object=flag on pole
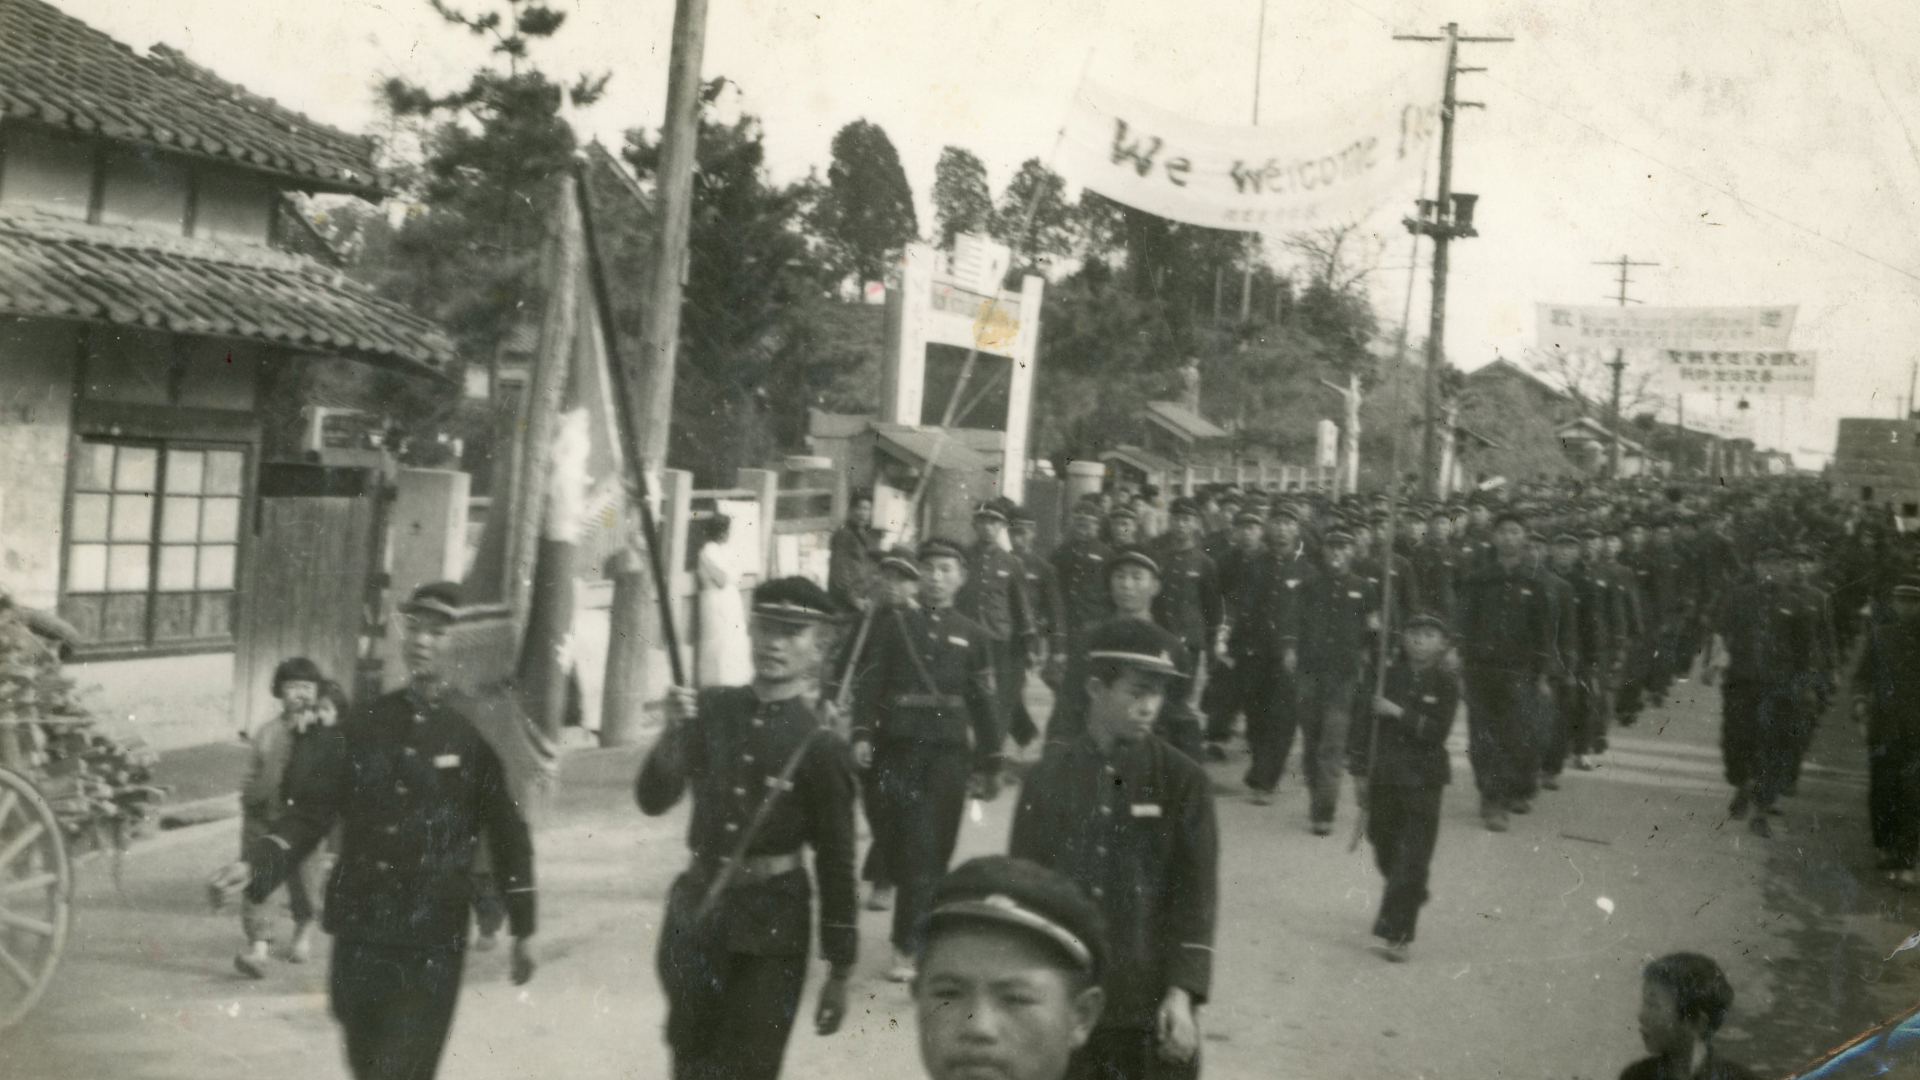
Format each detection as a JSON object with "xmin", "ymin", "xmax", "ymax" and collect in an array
[{"xmin": 1055, "ymin": 58, "xmax": 1445, "ymax": 232}]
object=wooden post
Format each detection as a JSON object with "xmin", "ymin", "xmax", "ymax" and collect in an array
[
  {"xmin": 738, "ymin": 468, "xmax": 779, "ymax": 577},
  {"xmin": 601, "ymin": 468, "xmax": 691, "ymax": 742}
]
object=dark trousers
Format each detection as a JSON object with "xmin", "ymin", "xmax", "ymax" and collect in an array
[
  {"xmin": 1366, "ymin": 782, "xmax": 1444, "ymax": 944},
  {"xmin": 1869, "ymin": 741, "xmax": 1920, "ymax": 867},
  {"xmin": 1720, "ymin": 681, "xmax": 1801, "ymax": 811},
  {"xmin": 1203, "ymin": 658, "xmax": 1241, "ymax": 742},
  {"xmin": 666, "ymin": 952, "xmax": 808, "ymax": 1080},
  {"xmin": 1241, "ymin": 663, "xmax": 1295, "ymax": 792},
  {"xmin": 988, "ymin": 638, "xmax": 1033, "ymax": 747},
  {"xmin": 1071, "ymin": 1025, "xmax": 1200, "ymax": 1080},
  {"xmin": 1465, "ymin": 668, "xmax": 1540, "ymax": 805},
  {"xmin": 870, "ymin": 740, "xmax": 970, "ymax": 955},
  {"xmin": 1297, "ymin": 670, "xmax": 1356, "ymax": 823},
  {"xmin": 859, "ymin": 776, "xmax": 889, "ymax": 887},
  {"xmin": 1540, "ymin": 678, "xmax": 1582, "ymax": 776},
  {"xmin": 329, "ymin": 939, "xmax": 466, "ymax": 1080},
  {"xmin": 1570, "ymin": 665, "xmax": 1613, "ymax": 756}
]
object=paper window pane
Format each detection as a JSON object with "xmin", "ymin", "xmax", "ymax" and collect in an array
[
  {"xmin": 108, "ymin": 544, "xmax": 151, "ymax": 592},
  {"xmin": 157, "ymin": 546, "xmax": 197, "ymax": 590},
  {"xmin": 59, "ymin": 595, "xmax": 104, "ymax": 641},
  {"xmin": 161, "ymin": 496, "xmax": 202, "ymax": 542},
  {"xmin": 205, "ymin": 451, "xmax": 244, "ymax": 495},
  {"xmin": 74, "ymin": 443, "xmax": 116, "ymax": 491},
  {"xmin": 71, "ymin": 493, "xmax": 109, "ymax": 541},
  {"xmin": 166, "ymin": 450, "xmax": 205, "ymax": 495},
  {"xmin": 101, "ymin": 594, "xmax": 147, "ymax": 643},
  {"xmin": 68, "ymin": 544, "xmax": 108, "ymax": 592},
  {"xmin": 114, "ymin": 446, "xmax": 157, "ymax": 492},
  {"xmin": 200, "ymin": 497, "xmax": 240, "ymax": 542},
  {"xmin": 110, "ymin": 494, "xmax": 153, "ymax": 541},
  {"xmin": 153, "ymin": 593, "xmax": 196, "ymax": 640},
  {"xmin": 198, "ymin": 545, "xmax": 236, "ymax": 590},
  {"xmin": 194, "ymin": 592, "xmax": 233, "ymax": 638}
]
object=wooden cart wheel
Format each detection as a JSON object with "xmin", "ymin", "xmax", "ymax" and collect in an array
[{"xmin": 0, "ymin": 765, "xmax": 71, "ymax": 1029}]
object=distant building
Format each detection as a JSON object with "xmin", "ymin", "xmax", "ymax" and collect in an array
[{"xmin": 1831, "ymin": 418, "xmax": 1920, "ymax": 524}]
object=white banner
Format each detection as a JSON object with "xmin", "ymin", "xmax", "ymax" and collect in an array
[
  {"xmin": 1653, "ymin": 349, "xmax": 1817, "ymax": 398},
  {"xmin": 1055, "ymin": 61, "xmax": 1444, "ymax": 232},
  {"xmin": 1535, "ymin": 304, "xmax": 1797, "ymax": 351}
]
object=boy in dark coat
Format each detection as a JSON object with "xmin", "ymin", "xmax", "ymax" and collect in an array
[{"xmin": 1350, "ymin": 614, "xmax": 1459, "ymax": 962}]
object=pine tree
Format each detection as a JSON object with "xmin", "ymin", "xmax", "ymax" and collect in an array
[
  {"xmin": 814, "ymin": 120, "xmax": 918, "ymax": 286},
  {"xmin": 931, "ymin": 146, "xmax": 993, "ymax": 250}
]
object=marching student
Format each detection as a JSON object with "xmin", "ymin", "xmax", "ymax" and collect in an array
[
  {"xmin": 1349, "ymin": 614, "xmax": 1459, "ymax": 962},
  {"xmin": 1013, "ymin": 618, "xmax": 1218, "ymax": 1080},
  {"xmin": 638, "ymin": 577, "xmax": 857, "ymax": 1080}
]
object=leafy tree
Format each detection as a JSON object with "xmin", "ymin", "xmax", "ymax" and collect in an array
[
  {"xmin": 931, "ymin": 147, "xmax": 993, "ymax": 250},
  {"xmin": 813, "ymin": 120, "xmax": 918, "ymax": 286},
  {"xmin": 990, "ymin": 159, "xmax": 1076, "ymax": 271}
]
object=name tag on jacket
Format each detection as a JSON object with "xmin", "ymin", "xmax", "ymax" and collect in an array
[
  {"xmin": 1131, "ymin": 803, "xmax": 1162, "ymax": 818},
  {"xmin": 434, "ymin": 754, "xmax": 461, "ymax": 769}
]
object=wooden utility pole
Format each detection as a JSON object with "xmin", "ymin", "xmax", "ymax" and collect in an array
[
  {"xmin": 1240, "ymin": 0, "xmax": 1266, "ymax": 322},
  {"xmin": 1396, "ymin": 22, "xmax": 1509, "ymax": 498},
  {"xmin": 601, "ymin": 0, "xmax": 709, "ymax": 745},
  {"xmin": 1596, "ymin": 254, "xmax": 1658, "ymax": 478}
]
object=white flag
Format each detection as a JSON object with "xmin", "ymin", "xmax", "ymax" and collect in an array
[{"xmin": 1055, "ymin": 59, "xmax": 1445, "ymax": 233}]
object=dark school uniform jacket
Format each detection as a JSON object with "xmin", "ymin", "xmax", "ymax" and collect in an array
[
  {"xmin": 1853, "ymin": 610, "xmax": 1920, "ymax": 747},
  {"xmin": 1017, "ymin": 547, "xmax": 1068, "ymax": 651},
  {"xmin": 1296, "ymin": 567, "xmax": 1377, "ymax": 681},
  {"xmin": 958, "ymin": 542, "xmax": 1036, "ymax": 646},
  {"xmin": 1149, "ymin": 538, "xmax": 1223, "ymax": 655},
  {"xmin": 851, "ymin": 604, "xmax": 1002, "ymax": 768},
  {"xmin": 245, "ymin": 686, "xmax": 535, "ymax": 951},
  {"xmin": 1713, "ymin": 582, "xmax": 1821, "ymax": 690},
  {"xmin": 637, "ymin": 686, "xmax": 858, "ymax": 965},
  {"xmin": 1456, "ymin": 560, "xmax": 1555, "ymax": 677},
  {"xmin": 1010, "ymin": 732, "xmax": 1218, "ymax": 1031},
  {"xmin": 1052, "ymin": 536, "xmax": 1116, "ymax": 633},
  {"xmin": 1217, "ymin": 543, "xmax": 1276, "ymax": 659},
  {"xmin": 1348, "ymin": 659, "xmax": 1459, "ymax": 788},
  {"xmin": 827, "ymin": 522, "xmax": 882, "ymax": 610}
]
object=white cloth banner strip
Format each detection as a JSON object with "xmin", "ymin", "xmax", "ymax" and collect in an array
[
  {"xmin": 1651, "ymin": 350, "xmax": 1817, "ymax": 398},
  {"xmin": 1536, "ymin": 304, "xmax": 1798, "ymax": 351},
  {"xmin": 1055, "ymin": 61, "xmax": 1444, "ymax": 232}
]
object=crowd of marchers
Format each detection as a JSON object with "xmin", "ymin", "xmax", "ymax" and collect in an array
[{"xmin": 203, "ymin": 472, "xmax": 1920, "ymax": 1080}]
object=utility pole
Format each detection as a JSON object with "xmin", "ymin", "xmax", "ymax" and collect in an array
[
  {"xmin": 1595, "ymin": 254, "xmax": 1658, "ymax": 478},
  {"xmin": 1237, "ymin": 0, "xmax": 1269, "ymax": 322},
  {"xmin": 1396, "ymin": 22, "xmax": 1510, "ymax": 498},
  {"xmin": 602, "ymin": 0, "xmax": 708, "ymax": 745}
]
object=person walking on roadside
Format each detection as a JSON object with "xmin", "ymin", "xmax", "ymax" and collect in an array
[
  {"xmin": 1292, "ymin": 529, "xmax": 1376, "ymax": 835},
  {"xmin": 1456, "ymin": 511, "xmax": 1555, "ymax": 832},
  {"xmin": 853, "ymin": 540, "xmax": 1004, "ymax": 984},
  {"xmin": 210, "ymin": 582, "xmax": 537, "ymax": 1080},
  {"xmin": 1701, "ymin": 548, "xmax": 1823, "ymax": 839},
  {"xmin": 639, "ymin": 577, "xmax": 857, "ymax": 1080},
  {"xmin": 1850, "ymin": 576, "xmax": 1920, "ymax": 887},
  {"xmin": 828, "ymin": 488, "xmax": 883, "ymax": 614},
  {"xmin": 233, "ymin": 661, "xmax": 347, "ymax": 978},
  {"xmin": 1350, "ymin": 614, "xmax": 1460, "ymax": 963},
  {"xmin": 1012, "ymin": 618, "xmax": 1218, "ymax": 1080}
]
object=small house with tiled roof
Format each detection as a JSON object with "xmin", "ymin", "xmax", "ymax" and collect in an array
[{"xmin": 0, "ymin": 0, "xmax": 456, "ymax": 741}]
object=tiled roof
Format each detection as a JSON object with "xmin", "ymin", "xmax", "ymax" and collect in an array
[
  {"xmin": 0, "ymin": 0, "xmax": 385, "ymax": 195},
  {"xmin": 1144, "ymin": 400, "xmax": 1228, "ymax": 441},
  {"xmin": 0, "ymin": 210, "xmax": 453, "ymax": 374}
]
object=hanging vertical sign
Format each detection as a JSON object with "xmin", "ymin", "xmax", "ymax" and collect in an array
[{"xmin": 1055, "ymin": 57, "xmax": 1445, "ymax": 232}]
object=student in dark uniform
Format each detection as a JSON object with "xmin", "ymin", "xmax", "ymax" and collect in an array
[
  {"xmin": 1294, "ymin": 529, "xmax": 1377, "ymax": 835},
  {"xmin": 209, "ymin": 583, "xmax": 536, "ymax": 1080},
  {"xmin": 1701, "ymin": 549, "xmax": 1823, "ymax": 839},
  {"xmin": 828, "ymin": 489, "xmax": 884, "ymax": 613},
  {"xmin": 914, "ymin": 857, "xmax": 1111, "ymax": 1080},
  {"xmin": 638, "ymin": 577, "xmax": 857, "ymax": 1080},
  {"xmin": 1107, "ymin": 504, "xmax": 1142, "ymax": 548},
  {"xmin": 1055, "ymin": 500, "xmax": 1117, "ymax": 637},
  {"xmin": 1562, "ymin": 531, "xmax": 1628, "ymax": 770},
  {"xmin": 959, "ymin": 501, "xmax": 1037, "ymax": 759},
  {"xmin": 1011, "ymin": 505, "xmax": 1067, "ymax": 748},
  {"xmin": 1207, "ymin": 511, "xmax": 1272, "ymax": 757},
  {"xmin": 1047, "ymin": 548, "xmax": 1204, "ymax": 761},
  {"xmin": 1244, "ymin": 504, "xmax": 1314, "ymax": 803},
  {"xmin": 1456, "ymin": 512, "xmax": 1555, "ymax": 832},
  {"xmin": 1012, "ymin": 619, "xmax": 1218, "ymax": 1080},
  {"xmin": 1852, "ymin": 576, "xmax": 1920, "ymax": 888},
  {"xmin": 854, "ymin": 539, "xmax": 1004, "ymax": 983},
  {"xmin": 1534, "ymin": 532, "xmax": 1580, "ymax": 792},
  {"xmin": 855, "ymin": 548, "xmax": 927, "ymax": 912},
  {"xmin": 1410, "ymin": 508, "xmax": 1458, "ymax": 622},
  {"xmin": 1152, "ymin": 497, "xmax": 1223, "ymax": 752},
  {"xmin": 1349, "ymin": 614, "xmax": 1460, "ymax": 962}
]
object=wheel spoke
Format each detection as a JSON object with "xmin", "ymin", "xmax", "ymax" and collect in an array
[
  {"xmin": 0, "ymin": 873, "xmax": 54, "ymax": 897},
  {"xmin": 0, "ymin": 818, "xmax": 46, "ymax": 876},
  {"xmin": 0, "ymin": 938, "xmax": 35, "ymax": 990},
  {"xmin": 0, "ymin": 791, "xmax": 17, "ymax": 832},
  {"xmin": 0, "ymin": 908, "xmax": 54, "ymax": 937}
]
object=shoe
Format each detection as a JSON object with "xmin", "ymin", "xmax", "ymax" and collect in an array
[
  {"xmin": 1728, "ymin": 790, "xmax": 1750, "ymax": 820},
  {"xmin": 1483, "ymin": 809, "xmax": 1510, "ymax": 833},
  {"xmin": 866, "ymin": 885, "xmax": 894, "ymax": 912},
  {"xmin": 1573, "ymin": 755, "xmax": 1596, "ymax": 771},
  {"xmin": 1749, "ymin": 816, "xmax": 1773, "ymax": 839},
  {"xmin": 1382, "ymin": 939, "xmax": 1411, "ymax": 963},
  {"xmin": 1765, "ymin": 804, "xmax": 1785, "ymax": 817},
  {"xmin": 1540, "ymin": 774, "xmax": 1560, "ymax": 791},
  {"xmin": 886, "ymin": 949, "xmax": 916, "ymax": 984},
  {"xmin": 288, "ymin": 923, "xmax": 313, "ymax": 964},
  {"xmin": 1507, "ymin": 798, "xmax": 1532, "ymax": 815},
  {"xmin": 235, "ymin": 944, "xmax": 269, "ymax": 979},
  {"xmin": 1204, "ymin": 743, "xmax": 1228, "ymax": 762},
  {"xmin": 473, "ymin": 931, "xmax": 499, "ymax": 953},
  {"xmin": 1247, "ymin": 789, "xmax": 1273, "ymax": 807},
  {"xmin": 1310, "ymin": 821, "xmax": 1333, "ymax": 837}
]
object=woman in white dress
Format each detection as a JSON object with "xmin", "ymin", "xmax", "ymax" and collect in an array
[{"xmin": 695, "ymin": 514, "xmax": 754, "ymax": 686}]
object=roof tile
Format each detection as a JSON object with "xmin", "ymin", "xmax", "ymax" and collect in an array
[{"xmin": 0, "ymin": 210, "xmax": 452, "ymax": 375}]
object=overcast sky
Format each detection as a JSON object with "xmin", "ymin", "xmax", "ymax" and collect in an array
[{"xmin": 62, "ymin": 0, "xmax": 1920, "ymax": 466}]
